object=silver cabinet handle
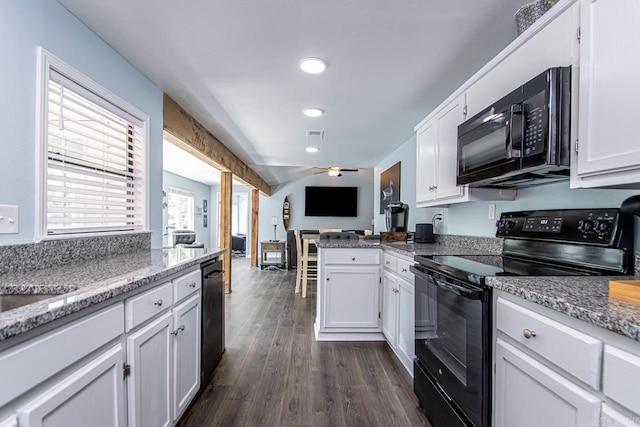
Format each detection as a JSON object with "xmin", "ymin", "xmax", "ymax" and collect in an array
[
  {"xmin": 189, "ymin": 282, "xmax": 197, "ymax": 288},
  {"xmin": 401, "ymin": 268, "xmax": 407, "ymax": 273},
  {"xmin": 385, "ymin": 261, "xmax": 390, "ymax": 265},
  {"xmin": 523, "ymin": 329, "xmax": 537, "ymax": 339},
  {"xmin": 170, "ymin": 329, "xmax": 179, "ymax": 336},
  {"xmin": 153, "ymin": 299, "xmax": 163, "ymax": 306},
  {"xmin": 352, "ymin": 257, "xmax": 356, "ymax": 261},
  {"xmin": 179, "ymin": 325, "xmax": 185, "ymax": 332}
]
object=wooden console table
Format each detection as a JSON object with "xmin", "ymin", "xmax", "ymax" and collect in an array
[{"xmin": 260, "ymin": 241, "xmax": 286, "ymax": 269}]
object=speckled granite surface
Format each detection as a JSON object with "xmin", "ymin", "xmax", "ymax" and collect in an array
[
  {"xmin": 315, "ymin": 239, "xmax": 381, "ymax": 249},
  {"xmin": 382, "ymin": 234, "xmax": 503, "ymax": 257},
  {"xmin": 488, "ymin": 275, "xmax": 640, "ymax": 341},
  {"xmin": 0, "ymin": 247, "xmax": 224, "ymax": 342},
  {"xmin": 0, "ymin": 232, "xmax": 151, "ymax": 275}
]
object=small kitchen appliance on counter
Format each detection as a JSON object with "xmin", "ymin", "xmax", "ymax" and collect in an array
[
  {"xmin": 385, "ymin": 201, "xmax": 409, "ymax": 232},
  {"xmin": 411, "ymin": 208, "xmax": 634, "ymax": 427},
  {"xmin": 414, "ymin": 223, "xmax": 435, "ymax": 243}
]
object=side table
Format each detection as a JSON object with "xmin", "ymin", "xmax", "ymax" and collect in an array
[{"xmin": 260, "ymin": 241, "xmax": 286, "ymax": 270}]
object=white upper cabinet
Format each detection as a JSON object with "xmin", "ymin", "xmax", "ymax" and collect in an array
[{"xmin": 572, "ymin": 0, "xmax": 640, "ymax": 187}]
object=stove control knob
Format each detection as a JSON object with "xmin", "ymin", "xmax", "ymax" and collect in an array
[
  {"xmin": 598, "ymin": 221, "xmax": 611, "ymax": 233},
  {"xmin": 504, "ymin": 220, "xmax": 516, "ymax": 230},
  {"xmin": 578, "ymin": 220, "xmax": 594, "ymax": 232}
]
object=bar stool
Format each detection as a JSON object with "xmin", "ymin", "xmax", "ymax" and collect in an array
[{"xmin": 294, "ymin": 230, "xmax": 317, "ymax": 298}]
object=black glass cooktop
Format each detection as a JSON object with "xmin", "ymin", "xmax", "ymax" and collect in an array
[{"xmin": 415, "ymin": 254, "xmax": 598, "ymax": 285}]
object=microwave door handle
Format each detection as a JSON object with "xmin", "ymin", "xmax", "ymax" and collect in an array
[{"xmin": 508, "ymin": 103, "xmax": 523, "ymax": 159}]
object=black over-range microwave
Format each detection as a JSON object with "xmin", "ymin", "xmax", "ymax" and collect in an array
[{"xmin": 457, "ymin": 67, "xmax": 571, "ymax": 188}]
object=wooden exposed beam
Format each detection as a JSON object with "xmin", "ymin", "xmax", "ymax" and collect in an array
[
  {"xmin": 163, "ymin": 94, "xmax": 271, "ymax": 196},
  {"xmin": 220, "ymin": 172, "xmax": 233, "ymax": 294},
  {"xmin": 250, "ymin": 189, "xmax": 259, "ymax": 268}
]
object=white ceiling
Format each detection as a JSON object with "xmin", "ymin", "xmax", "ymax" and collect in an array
[
  {"xmin": 58, "ymin": 0, "xmax": 525, "ymax": 186},
  {"xmin": 162, "ymin": 140, "xmax": 221, "ymax": 186}
]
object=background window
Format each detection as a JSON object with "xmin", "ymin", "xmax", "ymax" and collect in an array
[{"xmin": 167, "ymin": 187, "xmax": 194, "ymax": 230}]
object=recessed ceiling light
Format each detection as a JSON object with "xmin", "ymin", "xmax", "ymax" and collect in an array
[
  {"xmin": 303, "ymin": 108, "xmax": 324, "ymax": 118},
  {"xmin": 306, "ymin": 147, "xmax": 319, "ymax": 153},
  {"xmin": 300, "ymin": 58, "xmax": 326, "ymax": 74}
]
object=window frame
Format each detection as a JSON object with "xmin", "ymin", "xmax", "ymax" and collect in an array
[{"xmin": 35, "ymin": 47, "xmax": 150, "ymax": 241}]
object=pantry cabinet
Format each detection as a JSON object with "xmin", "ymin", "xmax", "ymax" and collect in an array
[{"xmin": 572, "ymin": 0, "xmax": 640, "ymax": 188}]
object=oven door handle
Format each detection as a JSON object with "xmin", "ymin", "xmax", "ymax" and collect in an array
[
  {"xmin": 411, "ymin": 265, "xmax": 484, "ymax": 300},
  {"xmin": 433, "ymin": 279, "xmax": 483, "ymax": 300}
]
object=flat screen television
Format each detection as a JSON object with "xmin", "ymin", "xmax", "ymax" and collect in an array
[{"xmin": 305, "ymin": 186, "xmax": 358, "ymax": 217}]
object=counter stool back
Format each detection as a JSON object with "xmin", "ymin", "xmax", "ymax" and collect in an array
[{"xmin": 294, "ymin": 230, "xmax": 318, "ymax": 298}]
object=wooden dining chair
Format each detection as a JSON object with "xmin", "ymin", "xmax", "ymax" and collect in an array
[{"xmin": 294, "ymin": 230, "xmax": 317, "ymax": 298}]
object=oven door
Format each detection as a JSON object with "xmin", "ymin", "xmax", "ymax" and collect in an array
[
  {"xmin": 457, "ymin": 102, "xmax": 524, "ymax": 186},
  {"xmin": 412, "ymin": 265, "xmax": 490, "ymax": 427}
]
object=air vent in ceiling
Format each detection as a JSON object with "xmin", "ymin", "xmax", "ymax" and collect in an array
[{"xmin": 306, "ymin": 130, "xmax": 324, "ymax": 140}]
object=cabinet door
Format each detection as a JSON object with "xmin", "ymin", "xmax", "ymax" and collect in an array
[
  {"xmin": 495, "ymin": 339, "xmax": 600, "ymax": 427},
  {"xmin": 18, "ymin": 344, "xmax": 125, "ymax": 427},
  {"xmin": 577, "ymin": 0, "xmax": 640, "ymax": 179},
  {"xmin": 397, "ymin": 278, "xmax": 415, "ymax": 376},
  {"xmin": 601, "ymin": 404, "xmax": 640, "ymax": 427},
  {"xmin": 172, "ymin": 294, "xmax": 201, "ymax": 421},
  {"xmin": 434, "ymin": 94, "xmax": 465, "ymax": 200},
  {"xmin": 382, "ymin": 272, "xmax": 398, "ymax": 347},
  {"xmin": 323, "ymin": 266, "xmax": 381, "ymax": 329},
  {"xmin": 416, "ymin": 119, "xmax": 437, "ymax": 203},
  {"xmin": 0, "ymin": 417, "xmax": 17, "ymax": 427},
  {"xmin": 127, "ymin": 312, "xmax": 172, "ymax": 427}
]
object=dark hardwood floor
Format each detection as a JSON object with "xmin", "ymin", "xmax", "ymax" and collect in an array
[{"xmin": 180, "ymin": 257, "xmax": 429, "ymax": 427}]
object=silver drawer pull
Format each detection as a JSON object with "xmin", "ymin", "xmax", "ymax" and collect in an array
[
  {"xmin": 523, "ymin": 329, "xmax": 537, "ymax": 339},
  {"xmin": 401, "ymin": 268, "xmax": 407, "ymax": 272},
  {"xmin": 352, "ymin": 257, "xmax": 356, "ymax": 261},
  {"xmin": 153, "ymin": 299, "xmax": 163, "ymax": 306},
  {"xmin": 188, "ymin": 282, "xmax": 197, "ymax": 288},
  {"xmin": 385, "ymin": 261, "xmax": 390, "ymax": 265}
]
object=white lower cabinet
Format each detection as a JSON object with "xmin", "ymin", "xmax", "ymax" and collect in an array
[
  {"xmin": 172, "ymin": 295, "xmax": 201, "ymax": 421},
  {"xmin": 495, "ymin": 339, "xmax": 600, "ymax": 427},
  {"xmin": 323, "ymin": 265, "xmax": 381, "ymax": 329},
  {"xmin": 601, "ymin": 404, "xmax": 640, "ymax": 427},
  {"xmin": 0, "ymin": 416, "xmax": 17, "ymax": 427},
  {"xmin": 126, "ymin": 273, "xmax": 202, "ymax": 427},
  {"xmin": 382, "ymin": 251, "xmax": 414, "ymax": 376},
  {"xmin": 126, "ymin": 312, "xmax": 173, "ymax": 427},
  {"xmin": 18, "ymin": 344, "xmax": 126, "ymax": 427}
]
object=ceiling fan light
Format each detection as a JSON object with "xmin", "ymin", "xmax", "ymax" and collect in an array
[
  {"xmin": 306, "ymin": 147, "xmax": 319, "ymax": 153},
  {"xmin": 300, "ymin": 58, "xmax": 326, "ymax": 74},
  {"xmin": 303, "ymin": 108, "xmax": 324, "ymax": 117},
  {"xmin": 328, "ymin": 167, "xmax": 341, "ymax": 177}
]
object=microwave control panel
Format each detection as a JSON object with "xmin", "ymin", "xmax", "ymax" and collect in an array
[{"xmin": 522, "ymin": 91, "xmax": 547, "ymax": 157}]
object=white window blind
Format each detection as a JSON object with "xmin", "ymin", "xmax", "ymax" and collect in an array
[{"xmin": 45, "ymin": 69, "xmax": 146, "ymax": 235}]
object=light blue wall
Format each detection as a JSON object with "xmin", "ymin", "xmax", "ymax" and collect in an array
[
  {"xmin": 374, "ymin": 135, "xmax": 442, "ymax": 233},
  {"xmin": 163, "ymin": 171, "xmax": 212, "ymax": 248},
  {"xmin": 0, "ymin": 1, "xmax": 163, "ymax": 246},
  {"xmin": 374, "ymin": 137, "xmax": 640, "ymax": 241},
  {"xmin": 209, "ymin": 183, "xmax": 253, "ymax": 255},
  {"xmin": 260, "ymin": 171, "xmax": 375, "ymax": 243}
]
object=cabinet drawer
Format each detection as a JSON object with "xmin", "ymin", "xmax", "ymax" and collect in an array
[
  {"xmin": 496, "ymin": 298, "xmax": 602, "ymax": 389},
  {"xmin": 396, "ymin": 258, "xmax": 414, "ymax": 282},
  {"xmin": 173, "ymin": 269, "xmax": 201, "ymax": 302},
  {"xmin": 125, "ymin": 282, "xmax": 173, "ymax": 332},
  {"xmin": 323, "ymin": 249, "xmax": 381, "ymax": 265},
  {"xmin": 603, "ymin": 345, "xmax": 640, "ymax": 415},
  {"xmin": 0, "ymin": 304, "xmax": 124, "ymax": 407},
  {"xmin": 383, "ymin": 253, "xmax": 397, "ymax": 272}
]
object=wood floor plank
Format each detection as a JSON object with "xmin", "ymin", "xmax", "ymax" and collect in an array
[{"xmin": 179, "ymin": 257, "xmax": 430, "ymax": 427}]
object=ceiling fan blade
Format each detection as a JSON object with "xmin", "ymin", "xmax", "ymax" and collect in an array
[{"xmin": 341, "ymin": 168, "xmax": 359, "ymax": 172}]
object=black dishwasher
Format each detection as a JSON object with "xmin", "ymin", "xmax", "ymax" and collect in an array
[{"xmin": 201, "ymin": 258, "xmax": 225, "ymax": 386}]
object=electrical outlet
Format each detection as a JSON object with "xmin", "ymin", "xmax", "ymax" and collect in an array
[
  {"xmin": 0, "ymin": 205, "xmax": 19, "ymax": 234},
  {"xmin": 488, "ymin": 204, "xmax": 496, "ymax": 220}
]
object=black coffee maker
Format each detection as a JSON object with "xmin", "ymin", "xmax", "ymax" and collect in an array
[{"xmin": 385, "ymin": 202, "xmax": 409, "ymax": 232}]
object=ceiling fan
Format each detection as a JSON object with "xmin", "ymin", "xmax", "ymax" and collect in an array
[{"xmin": 313, "ymin": 166, "xmax": 359, "ymax": 177}]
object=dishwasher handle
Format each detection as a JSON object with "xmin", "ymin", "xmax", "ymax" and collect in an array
[{"xmin": 204, "ymin": 270, "xmax": 224, "ymax": 279}]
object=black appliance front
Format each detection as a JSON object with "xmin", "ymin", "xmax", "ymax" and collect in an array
[
  {"xmin": 457, "ymin": 66, "xmax": 571, "ymax": 188},
  {"xmin": 413, "ymin": 265, "xmax": 491, "ymax": 427},
  {"xmin": 201, "ymin": 259, "xmax": 225, "ymax": 386}
]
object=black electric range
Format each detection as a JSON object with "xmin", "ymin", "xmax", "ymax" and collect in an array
[{"xmin": 412, "ymin": 208, "xmax": 635, "ymax": 427}]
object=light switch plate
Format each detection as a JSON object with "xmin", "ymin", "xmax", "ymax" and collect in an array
[{"xmin": 0, "ymin": 205, "xmax": 19, "ymax": 234}]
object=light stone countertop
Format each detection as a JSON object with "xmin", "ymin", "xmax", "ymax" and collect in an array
[
  {"xmin": 488, "ymin": 275, "xmax": 640, "ymax": 342},
  {"xmin": 0, "ymin": 247, "xmax": 224, "ymax": 342}
]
